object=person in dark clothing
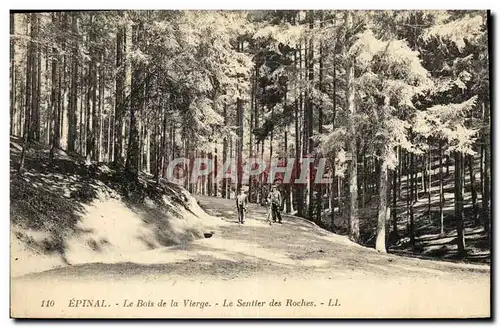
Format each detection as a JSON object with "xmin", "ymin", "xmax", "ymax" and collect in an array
[
  {"xmin": 267, "ymin": 185, "xmax": 282, "ymax": 224},
  {"xmin": 236, "ymin": 189, "xmax": 248, "ymax": 224}
]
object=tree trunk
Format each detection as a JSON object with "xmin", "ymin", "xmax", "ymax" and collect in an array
[
  {"xmin": 214, "ymin": 147, "xmax": 218, "ymax": 196},
  {"xmin": 79, "ymin": 65, "xmax": 84, "ymax": 155},
  {"xmin": 479, "ymin": 143, "xmax": 483, "ymax": 208},
  {"xmin": 97, "ymin": 54, "xmax": 105, "ymax": 162},
  {"xmin": 60, "ymin": 14, "xmax": 69, "ymax": 149},
  {"xmin": 19, "ymin": 14, "xmax": 34, "ymax": 173},
  {"xmin": 90, "ymin": 16, "xmax": 98, "ymax": 161},
  {"xmin": 409, "ymin": 152, "xmax": 415, "ymax": 249},
  {"xmin": 294, "ymin": 40, "xmax": 303, "ymax": 217},
  {"xmin": 375, "ymin": 149, "xmax": 389, "ymax": 253},
  {"xmin": 107, "ymin": 89, "xmax": 113, "ymax": 162},
  {"xmin": 249, "ymin": 68, "xmax": 255, "ymax": 201},
  {"xmin": 427, "ymin": 147, "xmax": 432, "ymax": 223},
  {"xmin": 50, "ymin": 13, "xmax": 61, "ymax": 159},
  {"xmin": 392, "ymin": 150, "xmax": 398, "ymax": 236},
  {"xmin": 439, "ymin": 141, "xmax": 444, "ymax": 234},
  {"xmin": 237, "ymin": 96, "xmax": 243, "ymax": 193},
  {"xmin": 153, "ymin": 107, "xmax": 160, "ymax": 183},
  {"xmin": 44, "ymin": 46, "xmax": 50, "ymax": 145},
  {"xmin": 306, "ymin": 10, "xmax": 314, "ymax": 220},
  {"xmin": 422, "ymin": 155, "xmax": 427, "ymax": 194},
  {"xmin": 114, "ymin": 13, "xmax": 126, "ymax": 165},
  {"xmin": 10, "ymin": 13, "xmax": 16, "ymax": 136},
  {"xmin": 284, "ymin": 130, "xmax": 291, "ymax": 213},
  {"xmin": 30, "ymin": 14, "xmax": 40, "ymax": 142},
  {"xmin": 125, "ymin": 21, "xmax": 144, "ymax": 180},
  {"xmin": 222, "ymin": 102, "xmax": 228, "ymax": 198},
  {"xmin": 345, "ymin": 12, "xmax": 359, "ymax": 242},
  {"xmin": 446, "ymin": 154, "xmax": 450, "ymax": 176},
  {"xmin": 18, "ymin": 59, "xmax": 26, "ymax": 138},
  {"xmin": 482, "ymin": 101, "xmax": 490, "ymax": 236},
  {"xmin": 67, "ymin": 13, "xmax": 78, "ymax": 153},
  {"xmin": 468, "ymin": 155, "xmax": 478, "ymax": 223},
  {"xmin": 398, "ymin": 146, "xmax": 402, "ymax": 200},
  {"xmin": 207, "ymin": 151, "xmax": 213, "ymax": 196},
  {"xmin": 330, "ymin": 156, "xmax": 336, "ymax": 232},
  {"xmin": 329, "ymin": 21, "xmax": 338, "ymax": 231},
  {"xmin": 454, "ymin": 151, "xmax": 466, "ymax": 256}
]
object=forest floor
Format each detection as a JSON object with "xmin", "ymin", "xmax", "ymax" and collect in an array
[{"xmin": 315, "ymin": 170, "xmax": 490, "ymax": 264}]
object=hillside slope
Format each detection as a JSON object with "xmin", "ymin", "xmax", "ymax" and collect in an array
[{"xmin": 10, "ymin": 137, "xmax": 223, "ymax": 277}]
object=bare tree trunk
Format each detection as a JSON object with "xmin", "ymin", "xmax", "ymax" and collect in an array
[
  {"xmin": 107, "ymin": 89, "xmax": 113, "ymax": 162},
  {"xmin": 427, "ymin": 147, "xmax": 432, "ymax": 223},
  {"xmin": 207, "ymin": 151, "xmax": 213, "ymax": 196},
  {"xmin": 161, "ymin": 109, "xmax": 168, "ymax": 177},
  {"xmin": 249, "ymin": 68, "xmax": 255, "ymax": 201},
  {"xmin": 237, "ymin": 96, "xmax": 243, "ymax": 193},
  {"xmin": 222, "ymin": 102, "xmax": 228, "ymax": 199},
  {"xmin": 422, "ymin": 155, "xmax": 427, "ymax": 194},
  {"xmin": 468, "ymin": 155, "xmax": 478, "ymax": 223},
  {"xmin": 330, "ymin": 156, "xmax": 336, "ymax": 232},
  {"xmin": 392, "ymin": 150, "xmax": 398, "ymax": 236},
  {"xmin": 125, "ymin": 21, "xmax": 144, "ymax": 180},
  {"xmin": 10, "ymin": 13, "xmax": 16, "ymax": 136},
  {"xmin": 398, "ymin": 146, "xmax": 402, "ymax": 200},
  {"xmin": 454, "ymin": 151, "xmax": 466, "ymax": 256},
  {"xmin": 345, "ymin": 12, "xmax": 359, "ymax": 242},
  {"xmin": 44, "ymin": 46, "xmax": 50, "ymax": 145},
  {"xmin": 375, "ymin": 148, "xmax": 389, "ymax": 253},
  {"xmin": 50, "ymin": 13, "xmax": 61, "ymax": 160},
  {"xmin": 329, "ymin": 19, "xmax": 338, "ymax": 231},
  {"xmin": 284, "ymin": 130, "xmax": 291, "ymax": 213},
  {"xmin": 114, "ymin": 13, "xmax": 126, "ymax": 165},
  {"xmin": 145, "ymin": 120, "xmax": 151, "ymax": 173},
  {"xmin": 90, "ymin": 16, "xmax": 98, "ymax": 161},
  {"xmin": 413, "ymin": 155, "xmax": 418, "ymax": 203},
  {"xmin": 294, "ymin": 40, "xmax": 303, "ymax": 217},
  {"xmin": 482, "ymin": 101, "xmax": 490, "ymax": 236},
  {"xmin": 439, "ymin": 141, "xmax": 444, "ymax": 234},
  {"xmin": 19, "ymin": 14, "xmax": 34, "ymax": 173},
  {"xmin": 214, "ymin": 147, "xmax": 218, "ymax": 197},
  {"xmin": 29, "ymin": 14, "xmax": 40, "ymax": 143},
  {"xmin": 18, "ymin": 64, "xmax": 26, "ymax": 138},
  {"xmin": 67, "ymin": 13, "xmax": 78, "ymax": 153},
  {"xmin": 446, "ymin": 154, "xmax": 450, "ymax": 176},
  {"xmin": 479, "ymin": 142, "xmax": 483, "ymax": 206},
  {"xmin": 306, "ymin": 10, "xmax": 314, "ymax": 220},
  {"xmin": 409, "ymin": 152, "xmax": 415, "ymax": 249},
  {"xmin": 60, "ymin": 14, "xmax": 69, "ymax": 149}
]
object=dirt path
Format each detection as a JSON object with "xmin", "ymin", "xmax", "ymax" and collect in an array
[
  {"xmin": 194, "ymin": 196, "xmax": 490, "ymax": 280},
  {"xmin": 11, "ymin": 196, "xmax": 490, "ymax": 318}
]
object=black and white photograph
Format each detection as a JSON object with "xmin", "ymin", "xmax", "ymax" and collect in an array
[{"xmin": 9, "ymin": 8, "xmax": 491, "ymax": 318}]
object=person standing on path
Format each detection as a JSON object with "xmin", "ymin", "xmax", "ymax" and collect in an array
[
  {"xmin": 268, "ymin": 185, "xmax": 282, "ymax": 224},
  {"xmin": 265, "ymin": 191, "xmax": 273, "ymax": 226},
  {"xmin": 236, "ymin": 189, "xmax": 248, "ymax": 224}
]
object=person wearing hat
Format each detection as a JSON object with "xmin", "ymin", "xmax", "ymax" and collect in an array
[
  {"xmin": 265, "ymin": 191, "xmax": 273, "ymax": 226},
  {"xmin": 236, "ymin": 188, "xmax": 248, "ymax": 224},
  {"xmin": 267, "ymin": 185, "xmax": 282, "ymax": 224}
]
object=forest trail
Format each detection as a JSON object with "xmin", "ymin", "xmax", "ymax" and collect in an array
[
  {"xmin": 14, "ymin": 195, "xmax": 489, "ymax": 283},
  {"xmin": 194, "ymin": 196, "xmax": 490, "ymax": 279},
  {"xmin": 11, "ymin": 195, "xmax": 490, "ymax": 318}
]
